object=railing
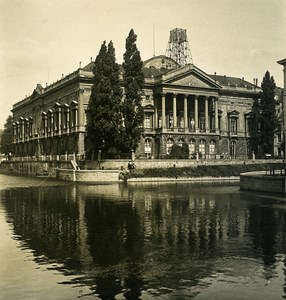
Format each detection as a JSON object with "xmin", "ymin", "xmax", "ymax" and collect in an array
[
  {"xmin": 266, "ymin": 167, "xmax": 286, "ymax": 176},
  {"xmin": 11, "ymin": 153, "xmax": 85, "ymax": 162}
]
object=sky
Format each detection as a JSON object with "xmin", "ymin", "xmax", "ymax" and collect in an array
[{"xmin": 0, "ymin": 0, "xmax": 286, "ymax": 129}]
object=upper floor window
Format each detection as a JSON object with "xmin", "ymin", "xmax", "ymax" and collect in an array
[
  {"xmin": 228, "ymin": 110, "xmax": 239, "ymax": 135},
  {"xmin": 229, "ymin": 118, "xmax": 237, "ymax": 134},
  {"xmin": 144, "ymin": 114, "xmax": 152, "ymax": 129}
]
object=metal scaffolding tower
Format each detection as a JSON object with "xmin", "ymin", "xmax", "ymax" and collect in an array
[{"xmin": 165, "ymin": 28, "xmax": 193, "ymax": 66}]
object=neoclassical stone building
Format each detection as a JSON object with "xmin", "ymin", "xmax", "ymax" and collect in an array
[{"xmin": 12, "ymin": 55, "xmax": 260, "ymax": 160}]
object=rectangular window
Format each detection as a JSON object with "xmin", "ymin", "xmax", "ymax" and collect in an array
[
  {"xmin": 230, "ymin": 118, "xmax": 237, "ymax": 134},
  {"xmin": 144, "ymin": 115, "xmax": 151, "ymax": 128}
]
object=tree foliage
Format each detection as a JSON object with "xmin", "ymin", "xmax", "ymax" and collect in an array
[
  {"xmin": 86, "ymin": 41, "xmax": 123, "ymax": 159},
  {"xmin": 0, "ymin": 115, "xmax": 14, "ymax": 155},
  {"xmin": 259, "ymin": 71, "xmax": 277, "ymax": 155},
  {"xmin": 250, "ymin": 71, "xmax": 277, "ymax": 157},
  {"xmin": 122, "ymin": 29, "xmax": 144, "ymax": 153},
  {"xmin": 167, "ymin": 142, "xmax": 189, "ymax": 159}
]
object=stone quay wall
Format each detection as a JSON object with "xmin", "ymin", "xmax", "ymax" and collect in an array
[
  {"xmin": 56, "ymin": 169, "xmax": 120, "ymax": 183},
  {"xmin": 240, "ymin": 171, "xmax": 286, "ymax": 193},
  {"xmin": 0, "ymin": 160, "xmax": 73, "ymax": 178},
  {"xmin": 81, "ymin": 158, "xmax": 284, "ymax": 171}
]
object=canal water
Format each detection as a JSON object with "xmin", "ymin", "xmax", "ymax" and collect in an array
[{"xmin": 1, "ymin": 174, "xmax": 286, "ymax": 299}]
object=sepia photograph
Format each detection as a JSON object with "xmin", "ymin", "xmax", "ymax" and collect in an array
[{"xmin": 1, "ymin": 0, "xmax": 286, "ymax": 299}]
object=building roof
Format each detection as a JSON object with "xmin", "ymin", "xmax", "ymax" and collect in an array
[
  {"xmin": 277, "ymin": 58, "xmax": 286, "ymax": 65},
  {"xmin": 82, "ymin": 61, "xmax": 95, "ymax": 72},
  {"xmin": 208, "ymin": 74, "xmax": 255, "ymax": 89}
]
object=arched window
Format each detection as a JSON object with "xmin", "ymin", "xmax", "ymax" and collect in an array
[
  {"xmin": 199, "ymin": 139, "xmax": 206, "ymax": 155},
  {"xmin": 188, "ymin": 139, "xmax": 195, "ymax": 156},
  {"xmin": 230, "ymin": 140, "xmax": 236, "ymax": 157},
  {"xmin": 145, "ymin": 138, "xmax": 152, "ymax": 157},
  {"xmin": 178, "ymin": 138, "xmax": 185, "ymax": 147},
  {"xmin": 166, "ymin": 138, "xmax": 174, "ymax": 154},
  {"xmin": 209, "ymin": 140, "xmax": 216, "ymax": 154}
]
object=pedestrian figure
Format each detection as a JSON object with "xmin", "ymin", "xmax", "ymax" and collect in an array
[{"xmin": 128, "ymin": 161, "xmax": 135, "ymax": 170}]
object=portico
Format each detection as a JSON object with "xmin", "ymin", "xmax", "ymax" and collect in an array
[{"xmin": 155, "ymin": 92, "xmax": 220, "ymax": 135}]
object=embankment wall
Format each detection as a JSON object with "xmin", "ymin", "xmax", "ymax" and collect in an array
[
  {"xmin": 56, "ymin": 169, "xmax": 120, "ymax": 183},
  {"xmin": 240, "ymin": 171, "xmax": 286, "ymax": 193},
  {"xmin": 0, "ymin": 161, "xmax": 73, "ymax": 178},
  {"xmin": 80, "ymin": 158, "xmax": 284, "ymax": 170}
]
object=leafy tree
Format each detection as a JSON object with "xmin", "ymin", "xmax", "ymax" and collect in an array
[
  {"xmin": 0, "ymin": 115, "xmax": 14, "ymax": 155},
  {"xmin": 86, "ymin": 41, "xmax": 123, "ymax": 159},
  {"xmin": 167, "ymin": 142, "xmax": 189, "ymax": 159},
  {"xmin": 121, "ymin": 29, "xmax": 144, "ymax": 153},
  {"xmin": 249, "ymin": 97, "xmax": 261, "ymax": 156},
  {"xmin": 249, "ymin": 71, "xmax": 277, "ymax": 157},
  {"xmin": 259, "ymin": 71, "xmax": 277, "ymax": 155}
]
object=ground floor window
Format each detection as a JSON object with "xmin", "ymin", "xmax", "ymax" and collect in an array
[
  {"xmin": 209, "ymin": 140, "xmax": 216, "ymax": 154},
  {"xmin": 178, "ymin": 138, "xmax": 185, "ymax": 147},
  {"xmin": 230, "ymin": 140, "xmax": 236, "ymax": 157},
  {"xmin": 145, "ymin": 138, "xmax": 152, "ymax": 157},
  {"xmin": 188, "ymin": 139, "xmax": 195, "ymax": 157},
  {"xmin": 199, "ymin": 139, "xmax": 206, "ymax": 155},
  {"xmin": 166, "ymin": 138, "xmax": 174, "ymax": 154}
]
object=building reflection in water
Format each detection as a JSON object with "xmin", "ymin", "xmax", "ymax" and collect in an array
[{"xmin": 2, "ymin": 183, "xmax": 286, "ymax": 299}]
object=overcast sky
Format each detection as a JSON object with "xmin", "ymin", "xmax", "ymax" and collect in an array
[{"xmin": 0, "ymin": 0, "xmax": 286, "ymax": 128}]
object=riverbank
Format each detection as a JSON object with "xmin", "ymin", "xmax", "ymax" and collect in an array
[
  {"xmin": 0, "ymin": 160, "xmax": 285, "ymax": 183},
  {"xmin": 128, "ymin": 162, "xmax": 286, "ymax": 179}
]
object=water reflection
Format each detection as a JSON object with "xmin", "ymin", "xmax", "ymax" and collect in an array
[{"xmin": 1, "ymin": 182, "xmax": 286, "ymax": 299}]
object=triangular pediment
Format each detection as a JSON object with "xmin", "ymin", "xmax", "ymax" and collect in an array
[
  {"xmin": 163, "ymin": 65, "xmax": 221, "ymax": 89},
  {"xmin": 30, "ymin": 84, "xmax": 44, "ymax": 100},
  {"xmin": 228, "ymin": 110, "xmax": 240, "ymax": 117},
  {"xmin": 144, "ymin": 104, "xmax": 154, "ymax": 109}
]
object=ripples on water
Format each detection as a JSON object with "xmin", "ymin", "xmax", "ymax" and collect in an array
[{"xmin": 1, "ymin": 174, "xmax": 286, "ymax": 299}]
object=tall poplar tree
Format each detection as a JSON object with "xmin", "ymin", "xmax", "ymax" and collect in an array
[
  {"xmin": 122, "ymin": 29, "xmax": 144, "ymax": 153},
  {"xmin": 86, "ymin": 41, "xmax": 123, "ymax": 159},
  {"xmin": 259, "ymin": 71, "xmax": 277, "ymax": 155},
  {"xmin": 0, "ymin": 115, "xmax": 14, "ymax": 155}
]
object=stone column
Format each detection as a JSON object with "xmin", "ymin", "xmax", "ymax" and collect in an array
[
  {"xmin": 173, "ymin": 93, "xmax": 177, "ymax": 129},
  {"xmin": 75, "ymin": 108, "xmax": 78, "ymax": 130},
  {"xmin": 162, "ymin": 93, "xmax": 166, "ymax": 129},
  {"xmin": 58, "ymin": 108, "xmax": 62, "ymax": 135},
  {"xmin": 26, "ymin": 120, "xmax": 30, "ymax": 141},
  {"xmin": 184, "ymin": 94, "xmax": 188, "ymax": 130},
  {"xmin": 13, "ymin": 123, "xmax": 16, "ymax": 143},
  {"xmin": 21, "ymin": 119, "xmax": 24, "ymax": 140},
  {"xmin": 154, "ymin": 97, "xmax": 158, "ymax": 129},
  {"xmin": 215, "ymin": 97, "xmax": 219, "ymax": 133},
  {"xmin": 195, "ymin": 95, "xmax": 199, "ymax": 132},
  {"xmin": 44, "ymin": 116, "xmax": 47, "ymax": 137},
  {"xmin": 66, "ymin": 109, "xmax": 70, "ymax": 134},
  {"xmin": 205, "ymin": 96, "xmax": 209, "ymax": 133},
  {"xmin": 51, "ymin": 114, "xmax": 54, "ymax": 137}
]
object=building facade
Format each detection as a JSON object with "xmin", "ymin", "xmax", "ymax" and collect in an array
[{"xmin": 12, "ymin": 55, "xmax": 260, "ymax": 160}]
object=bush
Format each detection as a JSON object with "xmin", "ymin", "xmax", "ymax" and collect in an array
[
  {"xmin": 130, "ymin": 163, "xmax": 286, "ymax": 178},
  {"xmin": 167, "ymin": 142, "xmax": 189, "ymax": 159}
]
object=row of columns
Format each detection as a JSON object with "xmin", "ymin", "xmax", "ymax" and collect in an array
[
  {"xmin": 158, "ymin": 93, "xmax": 219, "ymax": 133},
  {"xmin": 42, "ymin": 106, "xmax": 79, "ymax": 137},
  {"xmin": 13, "ymin": 118, "xmax": 33, "ymax": 141}
]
